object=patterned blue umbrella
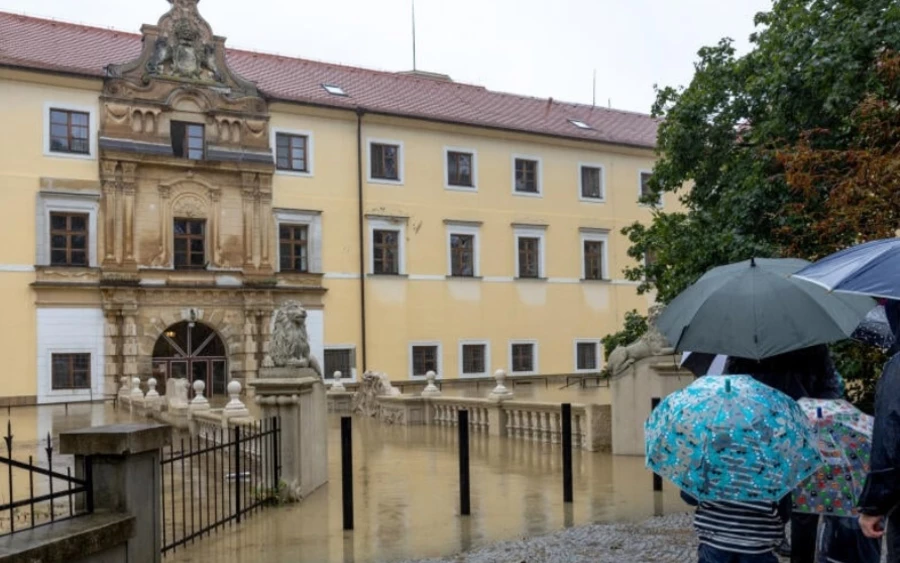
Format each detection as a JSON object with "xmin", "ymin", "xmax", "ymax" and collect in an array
[{"xmin": 646, "ymin": 375, "xmax": 822, "ymax": 502}]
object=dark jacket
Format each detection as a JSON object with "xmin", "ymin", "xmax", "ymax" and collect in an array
[
  {"xmin": 723, "ymin": 345, "xmax": 843, "ymax": 402},
  {"xmin": 680, "ymin": 491, "xmax": 791, "ymax": 523}
]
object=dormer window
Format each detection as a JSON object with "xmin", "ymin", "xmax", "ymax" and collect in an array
[
  {"xmin": 322, "ymin": 84, "xmax": 347, "ymax": 96},
  {"xmin": 171, "ymin": 121, "xmax": 205, "ymax": 160}
]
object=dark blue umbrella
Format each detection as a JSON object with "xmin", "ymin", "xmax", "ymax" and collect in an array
[{"xmin": 794, "ymin": 238, "xmax": 900, "ymax": 301}]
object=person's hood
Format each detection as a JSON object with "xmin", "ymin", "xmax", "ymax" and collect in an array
[{"xmin": 885, "ymin": 299, "xmax": 900, "ymax": 354}]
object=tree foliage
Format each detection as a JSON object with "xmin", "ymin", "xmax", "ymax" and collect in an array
[
  {"xmin": 602, "ymin": 310, "xmax": 648, "ymax": 360},
  {"xmin": 614, "ymin": 0, "xmax": 900, "ymax": 408}
]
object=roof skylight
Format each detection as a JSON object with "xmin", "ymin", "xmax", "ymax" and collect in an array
[
  {"xmin": 322, "ymin": 84, "xmax": 348, "ymax": 96},
  {"xmin": 568, "ymin": 119, "xmax": 592, "ymax": 130}
]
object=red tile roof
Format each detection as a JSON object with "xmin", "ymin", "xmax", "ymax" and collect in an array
[{"xmin": 0, "ymin": 12, "xmax": 658, "ymax": 149}]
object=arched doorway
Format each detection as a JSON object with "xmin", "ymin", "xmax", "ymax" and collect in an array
[{"xmin": 152, "ymin": 321, "xmax": 228, "ymax": 397}]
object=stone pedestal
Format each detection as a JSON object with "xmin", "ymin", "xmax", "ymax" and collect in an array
[
  {"xmin": 60, "ymin": 424, "xmax": 171, "ymax": 563},
  {"xmin": 610, "ymin": 355, "xmax": 693, "ymax": 456},
  {"xmin": 249, "ymin": 367, "xmax": 327, "ymax": 501}
]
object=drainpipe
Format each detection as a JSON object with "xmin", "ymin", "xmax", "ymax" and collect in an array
[{"xmin": 356, "ymin": 108, "xmax": 368, "ymax": 372}]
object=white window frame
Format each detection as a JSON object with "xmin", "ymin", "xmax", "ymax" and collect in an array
[
  {"xmin": 409, "ymin": 341, "xmax": 443, "ymax": 379},
  {"xmin": 271, "ymin": 128, "xmax": 315, "ymax": 178},
  {"xmin": 323, "ymin": 345, "xmax": 358, "ymax": 382},
  {"xmin": 274, "ymin": 208, "xmax": 323, "ymax": 273},
  {"xmin": 445, "ymin": 222, "xmax": 481, "ymax": 277},
  {"xmin": 580, "ymin": 228, "xmax": 610, "ymax": 281},
  {"xmin": 511, "ymin": 154, "xmax": 543, "ymax": 197},
  {"xmin": 638, "ymin": 169, "xmax": 663, "ymax": 208},
  {"xmin": 444, "ymin": 146, "xmax": 478, "ymax": 191},
  {"xmin": 458, "ymin": 339, "xmax": 490, "ymax": 378},
  {"xmin": 43, "ymin": 101, "xmax": 98, "ymax": 160},
  {"xmin": 36, "ymin": 191, "xmax": 100, "ymax": 267},
  {"xmin": 574, "ymin": 339, "xmax": 603, "ymax": 373},
  {"xmin": 578, "ymin": 162, "xmax": 607, "ymax": 203},
  {"xmin": 508, "ymin": 339, "xmax": 539, "ymax": 376},
  {"xmin": 367, "ymin": 138, "xmax": 405, "ymax": 185},
  {"xmin": 368, "ymin": 216, "xmax": 407, "ymax": 275},
  {"xmin": 513, "ymin": 225, "xmax": 547, "ymax": 280}
]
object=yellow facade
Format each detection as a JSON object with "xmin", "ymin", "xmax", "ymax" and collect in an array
[{"xmin": 0, "ymin": 5, "xmax": 666, "ymax": 405}]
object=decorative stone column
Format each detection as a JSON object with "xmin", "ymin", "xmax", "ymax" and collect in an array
[
  {"xmin": 241, "ymin": 173, "xmax": 256, "ymax": 269},
  {"xmin": 60, "ymin": 424, "xmax": 171, "ymax": 563},
  {"xmin": 249, "ymin": 367, "xmax": 328, "ymax": 501},
  {"xmin": 121, "ymin": 162, "xmax": 138, "ymax": 267},
  {"xmin": 122, "ymin": 309, "xmax": 139, "ymax": 380},
  {"xmin": 152, "ymin": 185, "xmax": 172, "ymax": 267},
  {"xmin": 258, "ymin": 177, "xmax": 273, "ymax": 272},
  {"xmin": 208, "ymin": 187, "xmax": 222, "ymax": 266},
  {"xmin": 101, "ymin": 182, "xmax": 117, "ymax": 265}
]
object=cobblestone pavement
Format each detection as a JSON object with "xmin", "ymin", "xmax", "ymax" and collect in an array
[{"xmin": 396, "ymin": 513, "xmax": 792, "ymax": 563}]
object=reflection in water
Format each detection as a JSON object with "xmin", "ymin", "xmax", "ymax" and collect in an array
[{"xmin": 0, "ymin": 403, "xmax": 687, "ymax": 563}]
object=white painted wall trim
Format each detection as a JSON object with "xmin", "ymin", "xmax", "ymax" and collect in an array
[
  {"xmin": 573, "ymin": 339, "xmax": 603, "ymax": 373},
  {"xmin": 324, "ymin": 344, "xmax": 358, "ymax": 382},
  {"xmin": 367, "ymin": 217, "xmax": 408, "ymax": 275},
  {"xmin": 0, "ymin": 265, "xmax": 36, "ymax": 273},
  {"xmin": 36, "ymin": 191, "xmax": 100, "ymax": 267},
  {"xmin": 273, "ymin": 208, "xmax": 323, "ymax": 273},
  {"xmin": 508, "ymin": 339, "xmax": 539, "ymax": 376},
  {"xmin": 579, "ymin": 228, "xmax": 611, "ymax": 281},
  {"xmin": 443, "ymin": 146, "xmax": 479, "ymax": 192},
  {"xmin": 271, "ymin": 127, "xmax": 315, "ymax": 178},
  {"xmin": 408, "ymin": 341, "xmax": 443, "ymax": 378},
  {"xmin": 511, "ymin": 154, "xmax": 543, "ymax": 197},
  {"xmin": 445, "ymin": 222, "xmax": 481, "ymax": 277},
  {"xmin": 367, "ymin": 138, "xmax": 405, "ymax": 185},
  {"xmin": 513, "ymin": 226, "xmax": 547, "ymax": 279},
  {"xmin": 43, "ymin": 101, "xmax": 98, "ymax": 160},
  {"xmin": 578, "ymin": 162, "xmax": 607, "ymax": 203},
  {"xmin": 458, "ymin": 339, "xmax": 491, "ymax": 379}
]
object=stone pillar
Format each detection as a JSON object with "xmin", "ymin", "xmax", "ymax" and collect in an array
[
  {"xmin": 487, "ymin": 369, "xmax": 513, "ymax": 437},
  {"xmin": 104, "ymin": 310, "xmax": 121, "ymax": 397},
  {"xmin": 121, "ymin": 162, "xmax": 138, "ymax": 267},
  {"xmin": 100, "ymin": 160, "xmax": 119, "ymax": 266},
  {"xmin": 258, "ymin": 179, "xmax": 273, "ymax": 272},
  {"xmin": 208, "ymin": 187, "xmax": 222, "ymax": 266},
  {"xmin": 249, "ymin": 367, "xmax": 328, "ymax": 501},
  {"xmin": 122, "ymin": 309, "xmax": 139, "ymax": 380},
  {"xmin": 154, "ymin": 186, "xmax": 172, "ymax": 267},
  {"xmin": 241, "ymin": 173, "xmax": 256, "ymax": 269},
  {"xmin": 60, "ymin": 424, "xmax": 171, "ymax": 563}
]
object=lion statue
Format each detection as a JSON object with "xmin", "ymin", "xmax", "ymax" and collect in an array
[
  {"xmin": 352, "ymin": 371, "xmax": 401, "ymax": 417},
  {"xmin": 264, "ymin": 301, "xmax": 323, "ymax": 377},
  {"xmin": 606, "ymin": 304, "xmax": 675, "ymax": 377}
]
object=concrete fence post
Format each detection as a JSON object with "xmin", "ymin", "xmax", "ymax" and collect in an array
[{"xmin": 59, "ymin": 423, "xmax": 171, "ymax": 563}]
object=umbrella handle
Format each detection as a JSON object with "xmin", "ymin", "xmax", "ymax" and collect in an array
[
  {"xmin": 817, "ymin": 407, "xmax": 823, "ymax": 419},
  {"xmin": 725, "ymin": 379, "xmax": 732, "ymax": 393}
]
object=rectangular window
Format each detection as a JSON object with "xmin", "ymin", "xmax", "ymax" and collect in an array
[
  {"xmin": 640, "ymin": 171, "xmax": 661, "ymax": 206},
  {"xmin": 371, "ymin": 143, "xmax": 400, "ymax": 181},
  {"xmin": 173, "ymin": 219, "xmax": 206, "ymax": 269},
  {"xmin": 51, "ymin": 353, "xmax": 91, "ymax": 390},
  {"xmin": 462, "ymin": 344, "xmax": 486, "ymax": 375},
  {"xmin": 577, "ymin": 342, "xmax": 599, "ymax": 371},
  {"xmin": 49, "ymin": 212, "xmax": 89, "ymax": 267},
  {"xmin": 49, "ymin": 109, "xmax": 90, "ymax": 155},
  {"xmin": 276, "ymin": 133, "xmax": 309, "ymax": 172},
  {"xmin": 412, "ymin": 345, "xmax": 439, "ymax": 377},
  {"xmin": 450, "ymin": 234, "xmax": 475, "ymax": 277},
  {"xmin": 447, "ymin": 151, "xmax": 474, "ymax": 187},
  {"xmin": 581, "ymin": 166, "xmax": 604, "ymax": 200},
  {"xmin": 584, "ymin": 240, "xmax": 605, "ymax": 280},
  {"xmin": 324, "ymin": 348, "xmax": 354, "ymax": 380},
  {"xmin": 171, "ymin": 121, "xmax": 205, "ymax": 160},
  {"xmin": 518, "ymin": 237, "xmax": 541, "ymax": 278},
  {"xmin": 514, "ymin": 158, "xmax": 539, "ymax": 194},
  {"xmin": 511, "ymin": 343, "xmax": 535, "ymax": 373},
  {"xmin": 279, "ymin": 224, "xmax": 309, "ymax": 273},
  {"xmin": 372, "ymin": 229, "xmax": 400, "ymax": 275}
]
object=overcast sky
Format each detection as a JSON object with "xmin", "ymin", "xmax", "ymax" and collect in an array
[{"xmin": 0, "ymin": 0, "xmax": 772, "ymax": 115}]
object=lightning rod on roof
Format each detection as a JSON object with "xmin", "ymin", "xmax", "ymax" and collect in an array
[{"xmin": 412, "ymin": 0, "xmax": 418, "ymax": 72}]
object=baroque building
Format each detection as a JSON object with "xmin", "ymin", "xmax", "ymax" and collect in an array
[{"xmin": 0, "ymin": 0, "xmax": 664, "ymax": 405}]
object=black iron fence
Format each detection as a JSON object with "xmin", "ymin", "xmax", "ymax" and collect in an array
[
  {"xmin": 0, "ymin": 422, "xmax": 92, "ymax": 536},
  {"xmin": 161, "ymin": 417, "xmax": 281, "ymax": 555}
]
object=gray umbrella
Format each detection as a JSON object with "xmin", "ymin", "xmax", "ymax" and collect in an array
[{"xmin": 657, "ymin": 258, "xmax": 876, "ymax": 360}]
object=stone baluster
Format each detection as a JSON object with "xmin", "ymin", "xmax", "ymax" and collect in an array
[
  {"xmin": 488, "ymin": 369, "xmax": 513, "ymax": 401},
  {"xmin": 574, "ymin": 413, "xmax": 583, "ymax": 448},
  {"xmin": 130, "ymin": 377, "xmax": 143, "ymax": 400},
  {"xmin": 190, "ymin": 380, "xmax": 210, "ymax": 412},
  {"xmin": 118, "ymin": 376, "xmax": 131, "ymax": 400},
  {"xmin": 223, "ymin": 380, "xmax": 250, "ymax": 418},
  {"xmin": 552, "ymin": 412, "xmax": 561, "ymax": 444},
  {"xmin": 146, "ymin": 378, "xmax": 160, "ymax": 410},
  {"xmin": 329, "ymin": 371, "xmax": 347, "ymax": 393}
]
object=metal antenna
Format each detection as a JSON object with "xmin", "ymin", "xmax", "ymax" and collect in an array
[{"xmin": 412, "ymin": 0, "xmax": 418, "ymax": 71}]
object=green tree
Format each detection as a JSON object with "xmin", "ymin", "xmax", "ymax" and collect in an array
[
  {"xmin": 615, "ymin": 0, "xmax": 900, "ymax": 407},
  {"xmin": 601, "ymin": 310, "xmax": 648, "ymax": 360}
]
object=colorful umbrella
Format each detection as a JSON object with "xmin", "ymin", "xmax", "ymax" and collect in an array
[
  {"xmin": 646, "ymin": 375, "xmax": 822, "ymax": 502},
  {"xmin": 793, "ymin": 398, "xmax": 873, "ymax": 518}
]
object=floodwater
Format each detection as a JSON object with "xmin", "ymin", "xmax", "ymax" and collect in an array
[{"xmin": 0, "ymin": 400, "xmax": 686, "ymax": 562}]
